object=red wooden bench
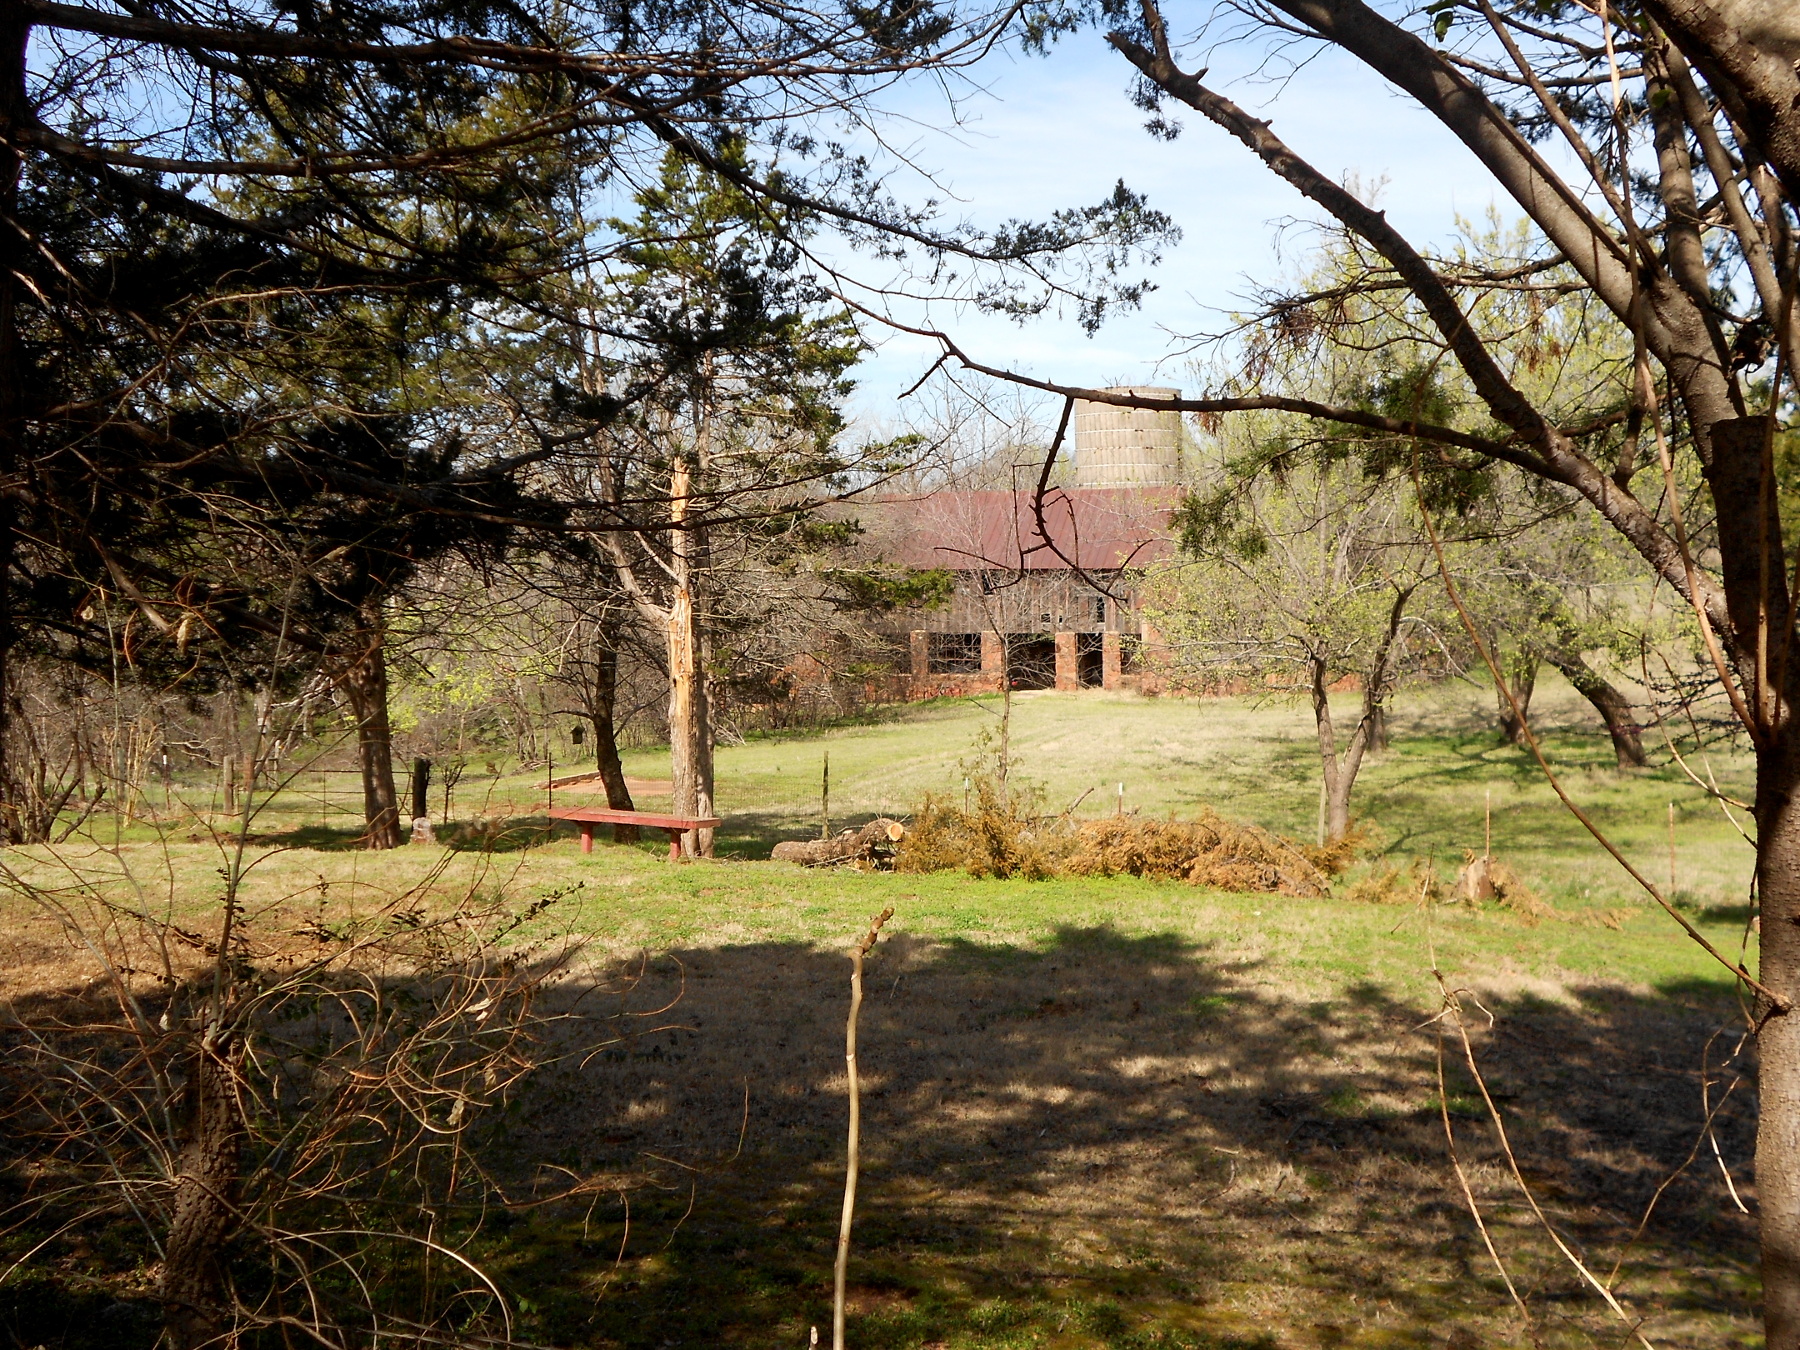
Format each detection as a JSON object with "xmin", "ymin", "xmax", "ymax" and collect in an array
[{"xmin": 547, "ymin": 806, "xmax": 723, "ymax": 860}]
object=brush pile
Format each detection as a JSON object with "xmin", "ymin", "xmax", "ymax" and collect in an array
[
  {"xmin": 1067, "ymin": 813, "xmax": 1334, "ymax": 896},
  {"xmin": 894, "ymin": 778, "xmax": 1064, "ymax": 880},
  {"xmin": 1340, "ymin": 853, "xmax": 1554, "ymax": 921},
  {"xmin": 893, "ymin": 776, "xmax": 1345, "ymax": 897}
]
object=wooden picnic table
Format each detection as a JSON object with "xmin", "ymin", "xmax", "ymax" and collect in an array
[{"xmin": 547, "ymin": 806, "xmax": 722, "ymax": 860}]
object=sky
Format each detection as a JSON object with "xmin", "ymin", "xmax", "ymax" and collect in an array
[{"xmin": 832, "ymin": 20, "xmax": 1547, "ymax": 423}]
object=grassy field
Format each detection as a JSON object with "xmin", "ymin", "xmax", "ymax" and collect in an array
[
  {"xmin": 0, "ymin": 677, "xmax": 1767, "ymax": 1350},
  {"xmin": 604, "ymin": 672, "xmax": 1754, "ymax": 913},
  {"xmin": 89, "ymin": 670, "xmax": 1757, "ymax": 912}
]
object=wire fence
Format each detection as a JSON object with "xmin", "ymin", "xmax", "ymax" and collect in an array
[{"xmin": 94, "ymin": 765, "xmax": 510, "ymax": 832}]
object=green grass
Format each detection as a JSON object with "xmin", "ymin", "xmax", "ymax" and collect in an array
[
  {"xmin": 611, "ymin": 672, "xmax": 1751, "ymax": 914},
  {"xmin": 0, "ymin": 676, "xmax": 1767, "ymax": 1349},
  {"xmin": 8, "ymin": 812, "xmax": 1749, "ymax": 1002}
]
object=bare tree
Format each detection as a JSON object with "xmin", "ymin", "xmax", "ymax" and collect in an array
[{"xmin": 1154, "ymin": 455, "xmax": 1442, "ymax": 841}]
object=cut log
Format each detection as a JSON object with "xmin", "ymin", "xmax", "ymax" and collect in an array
[{"xmin": 772, "ymin": 818, "xmax": 907, "ymax": 867}]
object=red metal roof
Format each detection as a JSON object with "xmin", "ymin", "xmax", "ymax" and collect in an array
[{"xmin": 852, "ymin": 487, "xmax": 1179, "ymax": 572}]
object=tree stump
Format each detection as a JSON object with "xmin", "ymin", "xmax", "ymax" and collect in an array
[{"xmin": 1456, "ymin": 852, "xmax": 1495, "ymax": 903}]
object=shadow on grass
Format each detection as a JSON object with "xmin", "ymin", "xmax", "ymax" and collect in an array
[
  {"xmin": 237, "ymin": 813, "xmax": 893, "ymax": 861},
  {"xmin": 227, "ymin": 819, "xmax": 566, "ymax": 855},
  {"xmin": 257, "ymin": 818, "xmax": 666, "ymax": 857},
  {"xmin": 258, "ymin": 822, "xmax": 374, "ymax": 851},
  {"xmin": 2, "ymin": 923, "xmax": 1759, "ymax": 1350},
  {"xmin": 1678, "ymin": 903, "xmax": 1759, "ymax": 931},
  {"xmin": 479, "ymin": 926, "xmax": 1757, "ymax": 1349}
]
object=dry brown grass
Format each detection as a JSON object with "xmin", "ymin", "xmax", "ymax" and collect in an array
[
  {"xmin": 1486, "ymin": 856, "xmax": 1556, "ymax": 923},
  {"xmin": 1066, "ymin": 814, "xmax": 1340, "ymax": 895},
  {"xmin": 1341, "ymin": 859, "xmax": 1441, "ymax": 906}
]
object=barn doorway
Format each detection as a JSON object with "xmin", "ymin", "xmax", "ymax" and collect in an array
[
  {"xmin": 1077, "ymin": 633, "xmax": 1104, "ymax": 688},
  {"xmin": 1007, "ymin": 636, "xmax": 1057, "ymax": 690}
]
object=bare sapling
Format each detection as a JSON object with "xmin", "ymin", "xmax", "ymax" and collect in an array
[
  {"xmin": 1668, "ymin": 801, "xmax": 1676, "ymax": 897},
  {"xmin": 997, "ymin": 636, "xmax": 1011, "ymax": 788},
  {"xmin": 1430, "ymin": 970, "xmax": 1657, "ymax": 1350},
  {"xmin": 0, "ymin": 841, "xmax": 584, "ymax": 1350},
  {"xmin": 832, "ymin": 906, "xmax": 893, "ymax": 1350}
]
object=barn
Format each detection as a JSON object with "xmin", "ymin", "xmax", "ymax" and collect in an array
[{"xmin": 856, "ymin": 388, "xmax": 1187, "ymax": 697}]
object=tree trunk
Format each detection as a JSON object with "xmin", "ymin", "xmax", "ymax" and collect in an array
[
  {"xmin": 0, "ymin": 10, "xmax": 28, "ymax": 845},
  {"xmin": 667, "ymin": 457, "xmax": 712, "ymax": 858},
  {"xmin": 1758, "ymin": 732, "xmax": 1800, "ymax": 1350},
  {"xmin": 1364, "ymin": 701, "xmax": 1389, "ymax": 754},
  {"xmin": 1706, "ymin": 416, "xmax": 1800, "ymax": 1348},
  {"xmin": 1314, "ymin": 585, "xmax": 1408, "ymax": 836},
  {"xmin": 1358, "ymin": 585, "xmax": 1411, "ymax": 762},
  {"xmin": 694, "ymin": 619, "xmax": 715, "ymax": 855},
  {"xmin": 215, "ymin": 694, "xmax": 238, "ymax": 817},
  {"xmin": 589, "ymin": 644, "xmax": 637, "ymax": 843},
  {"xmin": 1310, "ymin": 656, "xmax": 1369, "ymax": 844},
  {"xmin": 772, "ymin": 818, "xmax": 907, "ymax": 866},
  {"xmin": 1497, "ymin": 656, "xmax": 1537, "ymax": 745},
  {"xmin": 159, "ymin": 1036, "xmax": 242, "ymax": 1350},
  {"xmin": 340, "ymin": 607, "xmax": 401, "ymax": 849},
  {"xmin": 1549, "ymin": 652, "xmax": 1646, "ymax": 769},
  {"xmin": 689, "ymin": 382, "xmax": 717, "ymax": 858}
]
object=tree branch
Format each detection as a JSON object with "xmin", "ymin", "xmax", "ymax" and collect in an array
[{"xmin": 1105, "ymin": 0, "xmax": 1736, "ymax": 643}]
